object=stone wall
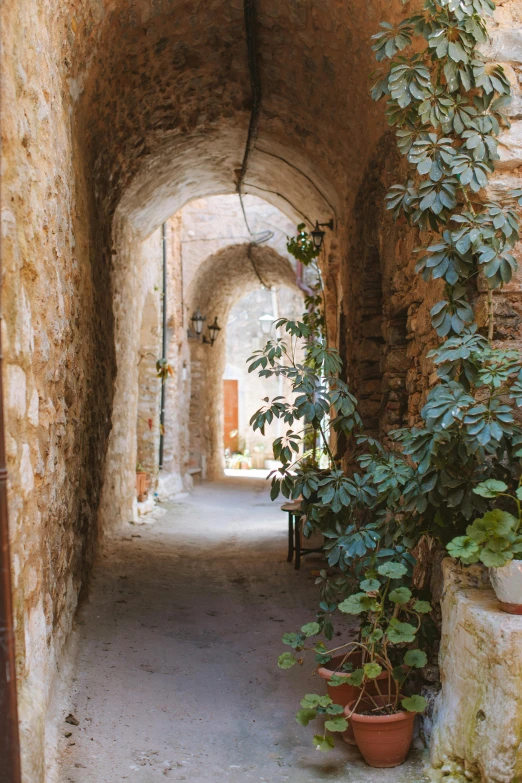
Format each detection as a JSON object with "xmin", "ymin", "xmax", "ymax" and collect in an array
[
  {"xmin": 98, "ymin": 223, "xmax": 163, "ymax": 529},
  {"xmin": 0, "ymin": 1, "xmax": 120, "ymax": 778},
  {"xmin": 1, "ymin": 0, "xmax": 521, "ymax": 780},
  {"xmin": 430, "ymin": 561, "xmax": 522, "ymax": 783},
  {"xmin": 136, "ymin": 293, "xmax": 162, "ymax": 477}
]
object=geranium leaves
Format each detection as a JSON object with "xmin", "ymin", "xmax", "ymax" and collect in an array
[
  {"xmin": 387, "ymin": 620, "xmax": 417, "ymax": 644},
  {"xmin": 402, "ymin": 695, "xmax": 428, "ymax": 713},
  {"xmin": 314, "ymin": 735, "xmax": 335, "ymax": 752},
  {"xmin": 363, "ymin": 662, "xmax": 382, "ymax": 679},
  {"xmin": 404, "ymin": 649, "xmax": 428, "ymax": 668},
  {"xmin": 473, "ymin": 479, "xmax": 508, "ymax": 498},
  {"xmin": 448, "ymin": 509, "xmax": 521, "ymax": 567},
  {"xmin": 339, "ymin": 592, "xmax": 377, "ymax": 615},
  {"xmin": 377, "ymin": 561, "xmax": 408, "ymax": 580},
  {"xmin": 278, "ymin": 652, "xmax": 297, "ymax": 669},
  {"xmin": 324, "ymin": 717, "xmax": 349, "ymax": 733},
  {"xmin": 296, "ymin": 708, "xmax": 318, "ymax": 726},
  {"xmin": 389, "ymin": 586, "xmax": 412, "ymax": 604}
]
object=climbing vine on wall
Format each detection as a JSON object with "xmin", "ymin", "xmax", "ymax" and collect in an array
[
  {"xmin": 371, "ymin": 0, "xmax": 522, "ymax": 537},
  {"xmin": 248, "ymin": 0, "xmax": 522, "ymax": 751}
]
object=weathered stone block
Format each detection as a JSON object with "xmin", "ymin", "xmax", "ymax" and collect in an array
[
  {"xmin": 430, "ymin": 560, "xmax": 522, "ymax": 783},
  {"xmin": 497, "ymin": 121, "xmax": 522, "ymax": 170},
  {"xmin": 480, "ymin": 28, "xmax": 522, "ymax": 64}
]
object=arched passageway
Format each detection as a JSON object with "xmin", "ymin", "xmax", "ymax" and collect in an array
[
  {"xmin": 2, "ymin": 0, "xmax": 521, "ymax": 780},
  {"xmin": 186, "ymin": 242, "xmax": 301, "ymax": 478}
]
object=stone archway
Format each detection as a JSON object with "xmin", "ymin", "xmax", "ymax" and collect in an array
[
  {"xmin": 2, "ymin": 0, "xmax": 522, "ymax": 778},
  {"xmin": 186, "ymin": 243, "xmax": 301, "ymax": 479}
]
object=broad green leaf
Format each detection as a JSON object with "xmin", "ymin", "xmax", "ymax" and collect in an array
[
  {"xmin": 479, "ymin": 548, "xmax": 512, "ymax": 568},
  {"xmin": 296, "ymin": 708, "xmax": 317, "ymax": 726},
  {"xmin": 339, "ymin": 592, "xmax": 375, "ymax": 615},
  {"xmin": 378, "ymin": 562, "xmax": 408, "ymax": 579},
  {"xmin": 473, "ymin": 479, "xmax": 508, "ymax": 498},
  {"xmin": 301, "ymin": 622, "xmax": 320, "ymax": 638},
  {"xmin": 468, "ymin": 510, "xmax": 517, "ymax": 540},
  {"xmin": 327, "ymin": 674, "xmax": 348, "ymax": 688},
  {"xmin": 404, "ymin": 649, "xmax": 428, "ymax": 668},
  {"xmin": 313, "ymin": 734, "xmax": 335, "ymax": 752},
  {"xmin": 325, "ymin": 716, "xmax": 349, "ymax": 732},
  {"xmin": 413, "ymin": 600, "xmax": 432, "ymax": 614},
  {"xmin": 401, "ymin": 694, "xmax": 427, "ymax": 713},
  {"xmin": 346, "ymin": 668, "xmax": 364, "ymax": 687},
  {"xmin": 301, "ymin": 693, "xmax": 332, "ymax": 709},
  {"xmin": 325, "ymin": 703, "xmax": 344, "ymax": 715},
  {"xmin": 278, "ymin": 652, "xmax": 297, "ymax": 669},
  {"xmin": 363, "ymin": 662, "xmax": 383, "ymax": 679},
  {"xmin": 389, "ymin": 586, "xmax": 412, "ymax": 604},
  {"xmin": 282, "ymin": 632, "xmax": 304, "ymax": 648},
  {"xmin": 363, "ymin": 626, "xmax": 384, "ymax": 643},
  {"xmin": 447, "ymin": 536, "xmax": 479, "ymax": 563},
  {"xmin": 387, "ymin": 621, "xmax": 417, "ymax": 644},
  {"xmin": 360, "ymin": 578, "xmax": 381, "ymax": 592}
]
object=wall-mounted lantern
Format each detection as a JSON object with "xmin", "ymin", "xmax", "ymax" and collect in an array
[
  {"xmin": 190, "ymin": 308, "xmax": 205, "ymax": 336},
  {"xmin": 311, "ymin": 219, "xmax": 335, "ymax": 252},
  {"xmin": 207, "ymin": 317, "xmax": 221, "ymax": 346},
  {"xmin": 188, "ymin": 309, "xmax": 221, "ymax": 347},
  {"xmin": 258, "ymin": 313, "xmax": 274, "ymax": 336}
]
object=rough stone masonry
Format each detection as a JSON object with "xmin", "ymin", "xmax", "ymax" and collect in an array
[{"xmin": 0, "ymin": 0, "xmax": 521, "ymax": 780}]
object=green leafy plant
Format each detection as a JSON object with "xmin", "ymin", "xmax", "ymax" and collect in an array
[
  {"xmin": 156, "ymin": 358, "xmax": 173, "ymax": 381},
  {"xmin": 248, "ymin": 0, "xmax": 522, "ymax": 757},
  {"xmin": 279, "ymin": 570, "xmax": 431, "ymax": 749},
  {"xmin": 447, "ymin": 479, "xmax": 522, "ymax": 567}
]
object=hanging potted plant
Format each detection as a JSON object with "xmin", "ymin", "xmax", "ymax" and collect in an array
[{"xmin": 447, "ymin": 479, "xmax": 522, "ymax": 613}]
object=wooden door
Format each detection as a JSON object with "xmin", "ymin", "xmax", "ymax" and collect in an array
[{"xmin": 223, "ymin": 380, "xmax": 239, "ymax": 452}]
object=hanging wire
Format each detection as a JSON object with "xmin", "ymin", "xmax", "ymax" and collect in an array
[{"xmin": 236, "ymin": 0, "xmax": 273, "ymax": 289}]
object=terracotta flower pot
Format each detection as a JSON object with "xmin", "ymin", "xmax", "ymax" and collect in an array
[
  {"xmin": 136, "ymin": 471, "xmax": 150, "ymax": 501},
  {"xmin": 344, "ymin": 696, "xmax": 414, "ymax": 768},
  {"xmin": 317, "ymin": 653, "xmax": 397, "ymax": 746}
]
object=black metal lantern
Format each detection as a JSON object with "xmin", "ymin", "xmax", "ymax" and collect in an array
[
  {"xmin": 191, "ymin": 308, "xmax": 205, "ymax": 336},
  {"xmin": 311, "ymin": 223, "xmax": 326, "ymax": 251},
  {"xmin": 207, "ymin": 316, "xmax": 221, "ymax": 346},
  {"xmin": 311, "ymin": 219, "xmax": 335, "ymax": 252}
]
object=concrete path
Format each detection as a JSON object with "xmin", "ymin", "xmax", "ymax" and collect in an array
[{"xmin": 58, "ymin": 477, "xmax": 428, "ymax": 782}]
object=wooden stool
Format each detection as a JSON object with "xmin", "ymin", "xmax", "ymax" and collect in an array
[{"xmin": 281, "ymin": 501, "xmax": 323, "ymax": 570}]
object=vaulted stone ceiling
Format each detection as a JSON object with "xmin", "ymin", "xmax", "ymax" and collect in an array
[{"xmin": 64, "ymin": 0, "xmax": 405, "ymax": 234}]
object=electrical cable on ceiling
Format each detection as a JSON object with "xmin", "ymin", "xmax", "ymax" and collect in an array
[{"xmin": 237, "ymin": 0, "xmax": 271, "ymax": 288}]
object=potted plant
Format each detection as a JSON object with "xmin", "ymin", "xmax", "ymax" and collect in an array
[
  {"xmin": 447, "ymin": 479, "xmax": 522, "ymax": 613},
  {"xmin": 135, "ymin": 463, "xmax": 150, "ymax": 501},
  {"xmin": 248, "ymin": 0, "xmax": 522, "ymax": 766},
  {"xmin": 280, "ymin": 562, "xmax": 429, "ymax": 765}
]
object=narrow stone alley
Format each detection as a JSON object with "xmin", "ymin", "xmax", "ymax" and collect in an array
[{"xmin": 57, "ymin": 478, "xmax": 427, "ymax": 783}]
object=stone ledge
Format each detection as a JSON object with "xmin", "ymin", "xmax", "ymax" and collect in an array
[{"xmin": 430, "ymin": 560, "xmax": 522, "ymax": 783}]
